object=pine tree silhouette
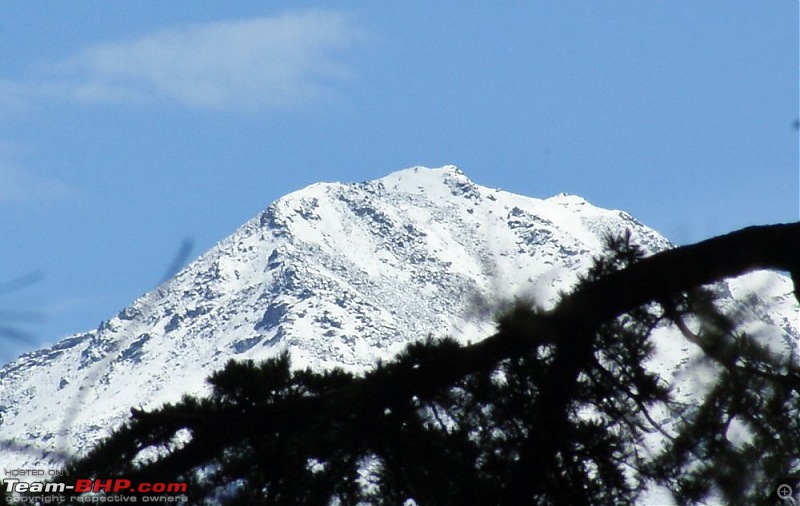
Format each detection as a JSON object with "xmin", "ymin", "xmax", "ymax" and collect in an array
[{"xmin": 39, "ymin": 223, "xmax": 800, "ymax": 505}]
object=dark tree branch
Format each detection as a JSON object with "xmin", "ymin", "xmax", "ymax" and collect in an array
[
  {"xmin": 498, "ymin": 222, "xmax": 800, "ymax": 503},
  {"xmin": 69, "ymin": 223, "xmax": 800, "ymax": 502},
  {"xmin": 309, "ymin": 223, "xmax": 799, "ymax": 502},
  {"xmin": 403, "ymin": 224, "xmax": 800, "ymax": 410}
]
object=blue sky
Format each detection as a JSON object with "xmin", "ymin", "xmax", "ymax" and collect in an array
[{"xmin": 0, "ymin": 1, "xmax": 797, "ymax": 363}]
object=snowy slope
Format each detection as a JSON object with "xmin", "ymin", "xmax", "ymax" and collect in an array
[{"xmin": 0, "ymin": 165, "xmax": 797, "ymax": 475}]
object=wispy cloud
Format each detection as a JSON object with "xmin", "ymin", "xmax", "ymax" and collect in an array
[
  {"xmin": 0, "ymin": 10, "xmax": 361, "ymax": 112},
  {"xmin": 0, "ymin": 166, "xmax": 73, "ymax": 203},
  {"xmin": 0, "ymin": 142, "xmax": 80, "ymax": 204}
]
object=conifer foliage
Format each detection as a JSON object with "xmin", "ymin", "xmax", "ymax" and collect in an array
[{"xmin": 52, "ymin": 223, "xmax": 800, "ymax": 504}]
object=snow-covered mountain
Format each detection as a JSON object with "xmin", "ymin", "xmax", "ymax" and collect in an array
[{"xmin": 1, "ymin": 165, "xmax": 797, "ymax": 473}]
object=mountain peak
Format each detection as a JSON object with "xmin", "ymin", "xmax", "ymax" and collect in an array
[
  {"xmin": 548, "ymin": 192, "xmax": 588, "ymax": 205},
  {"xmin": 378, "ymin": 164, "xmax": 464, "ymax": 181},
  {"xmin": 371, "ymin": 165, "xmax": 474, "ymax": 196}
]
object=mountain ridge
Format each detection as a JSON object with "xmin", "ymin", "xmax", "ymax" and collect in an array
[{"xmin": 1, "ymin": 165, "xmax": 796, "ymax": 474}]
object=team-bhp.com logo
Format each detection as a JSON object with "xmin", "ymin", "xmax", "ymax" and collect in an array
[{"xmin": 3, "ymin": 478, "xmax": 187, "ymax": 503}]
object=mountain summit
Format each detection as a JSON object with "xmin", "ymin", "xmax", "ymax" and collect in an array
[{"xmin": 1, "ymin": 166, "xmax": 797, "ymax": 470}]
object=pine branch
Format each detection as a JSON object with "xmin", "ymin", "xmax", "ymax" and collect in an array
[{"xmin": 65, "ymin": 222, "xmax": 800, "ymax": 503}]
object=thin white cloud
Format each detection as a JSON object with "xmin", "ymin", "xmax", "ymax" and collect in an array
[
  {"xmin": 0, "ymin": 166, "xmax": 79, "ymax": 204},
  {"xmin": 0, "ymin": 142, "xmax": 80, "ymax": 204},
  {"xmin": 1, "ymin": 10, "xmax": 361, "ymax": 112}
]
